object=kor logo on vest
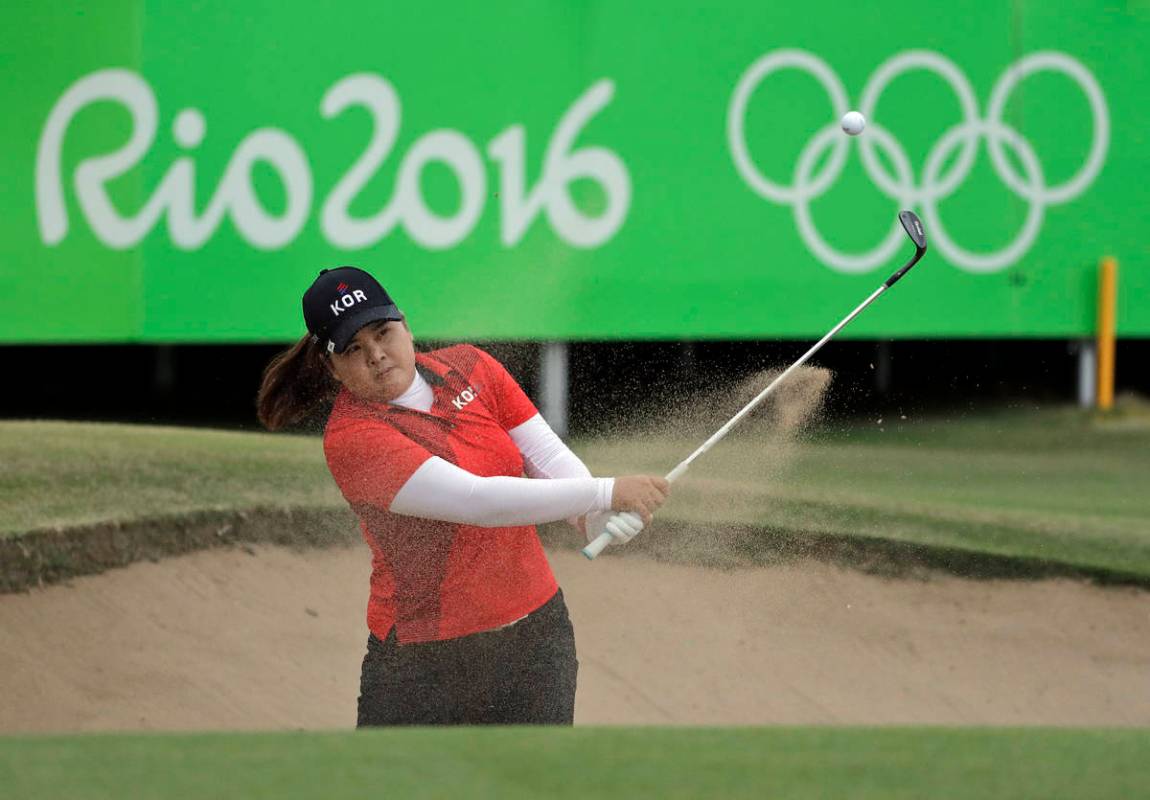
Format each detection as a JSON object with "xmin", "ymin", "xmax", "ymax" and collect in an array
[
  {"xmin": 331, "ymin": 290, "xmax": 368, "ymax": 315},
  {"xmin": 452, "ymin": 386, "xmax": 480, "ymax": 411}
]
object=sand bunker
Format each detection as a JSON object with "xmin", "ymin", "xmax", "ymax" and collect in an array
[{"xmin": 1, "ymin": 542, "xmax": 1148, "ymax": 732}]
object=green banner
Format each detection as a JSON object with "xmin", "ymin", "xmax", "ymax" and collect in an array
[{"xmin": 2, "ymin": 1, "xmax": 1148, "ymax": 341}]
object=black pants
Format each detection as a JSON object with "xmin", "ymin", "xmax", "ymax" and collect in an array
[{"xmin": 357, "ymin": 589, "xmax": 578, "ymax": 727}]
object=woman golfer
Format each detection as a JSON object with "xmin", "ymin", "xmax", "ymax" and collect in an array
[{"xmin": 257, "ymin": 266, "xmax": 669, "ymax": 726}]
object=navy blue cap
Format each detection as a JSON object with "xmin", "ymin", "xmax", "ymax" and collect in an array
[{"xmin": 302, "ymin": 266, "xmax": 402, "ymax": 354}]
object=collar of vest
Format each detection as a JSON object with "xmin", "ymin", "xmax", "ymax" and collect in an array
[
  {"xmin": 414, "ymin": 356, "xmax": 447, "ymax": 387},
  {"xmin": 335, "ymin": 352, "xmax": 458, "ymax": 418}
]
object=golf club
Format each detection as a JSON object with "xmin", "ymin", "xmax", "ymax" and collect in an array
[{"xmin": 583, "ymin": 209, "xmax": 929, "ymax": 560}]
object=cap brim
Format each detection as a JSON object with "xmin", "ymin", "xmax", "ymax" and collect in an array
[{"xmin": 328, "ymin": 304, "xmax": 403, "ymax": 353}]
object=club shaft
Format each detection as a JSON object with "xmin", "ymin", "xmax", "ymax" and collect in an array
[
  {"xmin": 584, "ymin": 212, "xmax": 927, "ymax": 560},
  {"xmin": 666, "ymin": 283, "xmax": 887, "ymax": 482},
  {"xmin": 583, "ymin": 282, "xmax": 890, "ymax": 560}
]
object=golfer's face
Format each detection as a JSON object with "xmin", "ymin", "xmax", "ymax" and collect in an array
[{"xmin": 329, "ymin": 320, "xmax": 417, "ymax": 403}]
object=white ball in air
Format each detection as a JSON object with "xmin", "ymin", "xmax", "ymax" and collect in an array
[{"xmin": 841, "ymin": 111, "xmax": 866, "ymax": 136}]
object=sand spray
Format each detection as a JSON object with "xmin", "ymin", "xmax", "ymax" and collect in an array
[{"xmin": 595, "ymin": 365, "xmax": 833, "ymax": 567}]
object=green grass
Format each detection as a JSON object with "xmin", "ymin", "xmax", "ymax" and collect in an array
[
  {"xmin": 1, "ymin": 727, "xmax": 1147, "ymax": 799},
  {"xmin": 2, "ymin": 406, "xmax": 1149, "ymax": 579},
  {"xmin": 0, "ymin": 421, "xmax": 340, "ymax": 536},
  {"xmin": 579, "ymin": 405, "xmax": 1150, "ymax": 579}
]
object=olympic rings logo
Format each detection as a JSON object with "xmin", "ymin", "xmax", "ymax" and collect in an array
[{"xmin": 727, "ymin": 50, "xmax": 1110, "ymax": 274}]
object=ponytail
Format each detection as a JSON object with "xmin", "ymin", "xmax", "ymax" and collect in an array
[{"xmin": 257, "ymin": 334, "xmax": 338, "ymax": 431}]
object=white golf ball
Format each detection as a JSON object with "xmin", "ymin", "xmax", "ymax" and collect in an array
[{"xmin": 841, "ymin": 111, "xmax": 866, "ymax": 136}]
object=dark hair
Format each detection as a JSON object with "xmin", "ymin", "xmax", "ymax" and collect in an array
[{"xmin": 257, "ymin": 334, "xmax": 338, "ymax": 431}]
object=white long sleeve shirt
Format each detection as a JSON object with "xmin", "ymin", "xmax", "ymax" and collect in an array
[{"xmin": 387, "ymin": 371, "xmax": 611, "ymax": 526}]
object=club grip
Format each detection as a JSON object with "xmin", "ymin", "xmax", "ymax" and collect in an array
[
  {"xmin": 584, "ymin": 464, "xmax": 685, "ymax": 561},
  {"xmin": 582, "ymin": 531, "xmax": 613, "ymax": 560}
]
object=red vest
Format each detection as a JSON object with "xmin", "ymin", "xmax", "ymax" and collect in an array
[{"xmin": 324, "ymin": 345, "xmax": 558, "ymax": 644}]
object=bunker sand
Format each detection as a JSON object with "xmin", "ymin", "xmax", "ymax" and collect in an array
[{"xmin": 1, "ymin": 543, "xmax": 1148, "ymax": 732}]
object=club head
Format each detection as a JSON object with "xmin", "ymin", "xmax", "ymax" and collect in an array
[
  {"xmin": 899, "ymin": 209, "xmax": 927, "ymax": 252},
  {"xmin": 883, "ymin": 211, "xmax": 928, "ymax": 288}
]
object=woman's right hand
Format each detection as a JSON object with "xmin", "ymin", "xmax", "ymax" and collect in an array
[{"xmin": 610, "ymin": 475, "xmax": 670, "ymax": 525}]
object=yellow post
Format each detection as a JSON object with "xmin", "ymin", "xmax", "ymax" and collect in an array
[{"xmin": 1096, "ymin": 257, "xmax": 1117, "ymax": 410}]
